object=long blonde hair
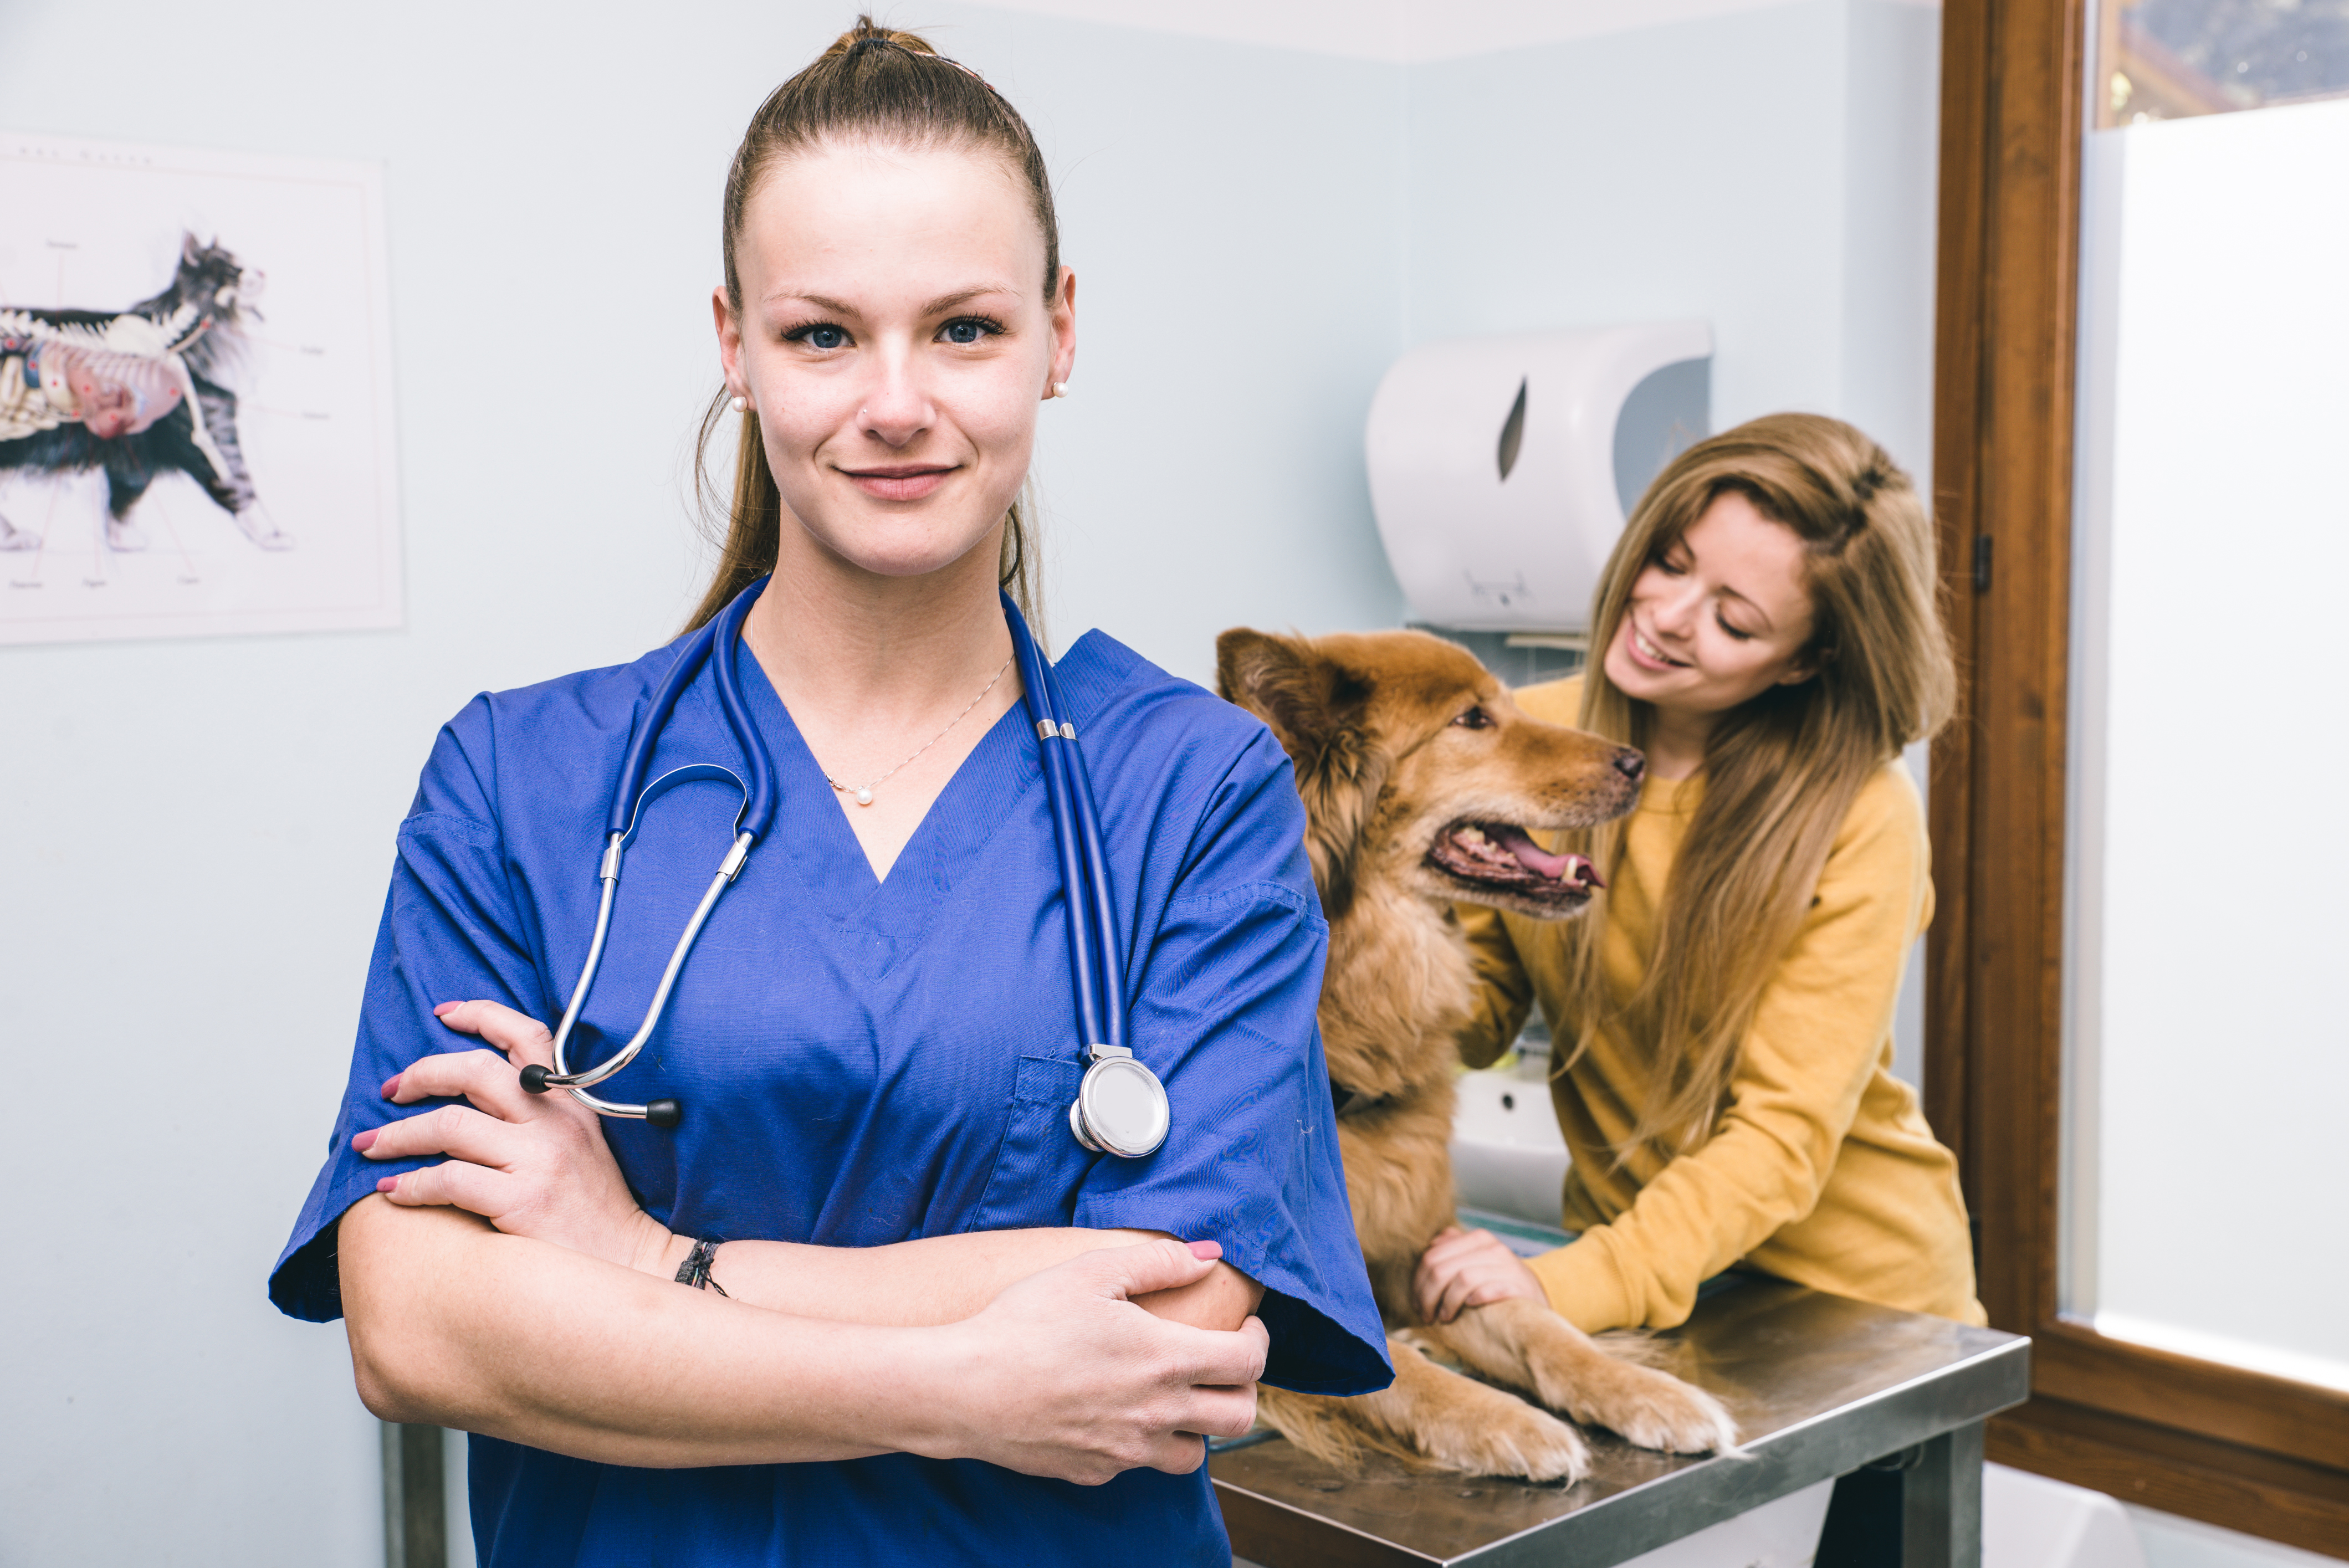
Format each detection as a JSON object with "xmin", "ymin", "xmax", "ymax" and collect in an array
[
  {"xmin": 1557, "ymin": 413, "xmax": 1955, "ymax": 1160},
  {"xmin": 685, "ymin": 17, "xmax": 1051, "ymax": 633}
]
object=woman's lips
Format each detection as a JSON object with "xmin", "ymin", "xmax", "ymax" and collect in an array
[
  {"xmin": 843, "ymin": 465, "xmax": 956, "ymax": 502},
  {"xmin": 1624, "ymin": 619, "xmax": 1688, "ymax": 672}
]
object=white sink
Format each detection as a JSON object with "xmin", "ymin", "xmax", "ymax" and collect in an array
[{"xmin": 1450, "ymin": 1056, "xmax": 1572, "ymax": 1229}]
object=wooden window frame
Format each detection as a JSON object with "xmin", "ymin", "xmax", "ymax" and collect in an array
[{"xmin": 1928, "ymin": 0, "xmax": 2349, "ymax": 1553}]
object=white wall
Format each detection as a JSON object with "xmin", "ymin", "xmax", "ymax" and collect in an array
[
  {"xmin": 1400, "ymin": 0, "xmax": 1943, "ymax": 524},
  {"xmin": 976, "ymin": 0, "xmax": 1942, "ymax": 64},
  {"xmin": 971, "ymin": 9, "xmax": 1409, "ymax": 678}
]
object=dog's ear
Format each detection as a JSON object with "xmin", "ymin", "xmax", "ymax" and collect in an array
[
  {"xmin": 1216, "ymin": 628, "xmax": 1386, "ymax": 920},
  {"xmin": 1217, "ymin": 629, "xmax": 1357, "ymax": 772}
]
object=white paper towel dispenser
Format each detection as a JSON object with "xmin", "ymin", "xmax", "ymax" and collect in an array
[{"xmin": 1366, "ymin": 321, "xmax": 1712, "ymax": 632}]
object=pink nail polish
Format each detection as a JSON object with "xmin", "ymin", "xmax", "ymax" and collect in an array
[
  {"xmin": 380, "ymin": 1074, "xmax": 401, "ymax": 1100},
  {"xmin": 433, "ymin": 1001, "xmax": 459, "ymax": 1018},
  {"xmin": 376, "ymin": 1176, "xmax": 398, "ymax": 1193},
  {"xmin": 1186, "ymin": 1239, "xmax": 1222, "ymax": 1260},
  {"xmin": 352, "ymin": 1129, "xmax": 378, "ymax": 1153}
]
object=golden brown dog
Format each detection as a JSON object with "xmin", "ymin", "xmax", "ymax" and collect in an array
[{"xmin": 1217, "ymin": 627, "xmax": 1737, "ymax": 1482}]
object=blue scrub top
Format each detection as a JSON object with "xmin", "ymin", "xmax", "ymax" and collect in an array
[{"xmin": 270, "ymin": 605, "xmax": 1390, "ymax": 1567}]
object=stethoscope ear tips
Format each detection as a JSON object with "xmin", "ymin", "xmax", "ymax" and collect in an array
[{"xmin": 519, "ymin": 1060, "xmax": 680, "ymax": 1129}]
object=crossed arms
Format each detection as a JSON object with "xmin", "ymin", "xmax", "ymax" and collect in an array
[{"xmin": 336, "ymin": 1000, "xmax": 1266, "ymax": 1484}]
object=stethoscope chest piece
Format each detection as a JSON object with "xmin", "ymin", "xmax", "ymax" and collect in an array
[{"xmin": 1069, "ymin": 1043, "xmax": 1169, "ymax": 1159}]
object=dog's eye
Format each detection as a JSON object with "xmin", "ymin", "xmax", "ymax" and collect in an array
[{"xmin": 1451, "ymin": 706, "xmax": 1493, "ymax": 730}]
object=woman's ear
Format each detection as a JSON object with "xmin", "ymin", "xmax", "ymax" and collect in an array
[
  {"xmin": 713, "ymin": 285, "xmax": 746, "ymax": 398},
  {"xmin": 1048, "ymin": 265, "xmax": 1077, "ymax": 393},
  {"xmin": 1777, "ymin": 644, "xmax": 1834, "ymax": 686}
]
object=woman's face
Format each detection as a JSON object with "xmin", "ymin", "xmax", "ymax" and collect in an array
[
  {"xmin": 1602, "ymin": 488, "xmax": 1821, "ymax": 721},
  {"xmin": 717, "ymin": 139, "xmax": 1074, "ymax": 585}
]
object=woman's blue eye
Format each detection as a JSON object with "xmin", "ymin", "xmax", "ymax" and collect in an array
[
  {"xmin": 806, "ymin": 325, "xmax": 847, "ymax": 350},
  {"xmin": 939, "ymin": 316, "xmax": 1004, "ymax": 345}
]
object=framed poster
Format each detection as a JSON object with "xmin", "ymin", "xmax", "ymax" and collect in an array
[{"xmin": 0, "ymin": 132, "xmax": 400, "ymax": 644}]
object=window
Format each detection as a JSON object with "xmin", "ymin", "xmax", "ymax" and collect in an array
[{"xmin": 1931, "ymin": 0, "xmax": 2349, "ymax": 1551}]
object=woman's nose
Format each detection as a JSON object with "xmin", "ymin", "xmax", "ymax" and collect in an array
[
  {"xmin": 1647, "ymin": 582, "xmax": 1703, "ymax": 636},
  {"xmin": 858, "ymin": 359, "xmax": 933, "ymax": 447}
]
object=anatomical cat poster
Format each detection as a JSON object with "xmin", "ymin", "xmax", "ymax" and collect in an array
[{"xmin": 0, "ymin": 131, "xmax": 399, "ymax": 644}]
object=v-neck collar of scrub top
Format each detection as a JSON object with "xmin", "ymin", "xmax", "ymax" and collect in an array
[{"xmin": 723, "ymin": 623, "xmax": 1053, "ymax": 941}]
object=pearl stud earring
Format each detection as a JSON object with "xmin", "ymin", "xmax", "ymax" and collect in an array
[
  {"xmin": 730, "ymin": 394, "xmax": 748, "ymax": 414},
  {"xmin": 1050, "ymin": 382, "xmax": 1069, "ymax": 399}
]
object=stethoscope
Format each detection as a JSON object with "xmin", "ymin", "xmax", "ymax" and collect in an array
[{"xmin": 518, "ymin": 577, "xmax": 1171, "ymax": 1160}]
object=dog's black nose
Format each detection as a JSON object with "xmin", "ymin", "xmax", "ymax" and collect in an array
[{"xmin": 1613, "ymin": 749, "xmax": 1645, "ymax": 782}]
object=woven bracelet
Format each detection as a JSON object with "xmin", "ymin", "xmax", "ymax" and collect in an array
[{"xmin": 674, "ymin": 1236, "xmax": 729, "ymax": 1298}]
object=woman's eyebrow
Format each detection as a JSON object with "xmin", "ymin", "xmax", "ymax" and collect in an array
[
  {"xmin": 762, "ymin": 285, "xmax": 1018, "ymax": 317},
  {"xmin": 765, "ymin": 291, "xmax": 859, "ymax": 315},
  {"xmin": 918, "ymin": 284, "xmax": 1019, "ymax": 316}
]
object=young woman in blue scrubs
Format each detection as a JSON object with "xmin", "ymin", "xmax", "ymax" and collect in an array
[{"xmin": 268, "ymin": 19, "xmax": 1387, "ymax": 1565}]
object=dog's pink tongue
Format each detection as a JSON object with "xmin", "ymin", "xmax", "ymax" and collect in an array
[{"xmin": 1488, "ymin": 825, "xmax": 1605, "ymax": 889}]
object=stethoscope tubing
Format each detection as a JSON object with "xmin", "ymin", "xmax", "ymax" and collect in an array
[
  {"xmin": 1004, "ymin": 593, "xmax": 1123, "ymax": 1054},
  {"xmin": 1061, "ymin": 728, "xmax": 1127, "ymax": 1055},
  {"xmin": 561, "ymin": 844, "xmax": 742, "ymax": 1095},
  {"xmin": 531, "ymin": 579, "xmax": 1150, "ymax": 1146},
  {"xmin": 535, "ymin": 586, "xmax": 770, "ymax": 1123}
]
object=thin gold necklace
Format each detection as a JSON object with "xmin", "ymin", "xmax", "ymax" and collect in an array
[{"xmin": 827, "ymin": 654, "xmax": 1014, "ymax": 806}]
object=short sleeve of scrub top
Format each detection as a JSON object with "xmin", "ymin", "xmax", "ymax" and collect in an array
[{"xmin": 270, "ymin": 616, "xmax": 1390, "ymax": 1568}]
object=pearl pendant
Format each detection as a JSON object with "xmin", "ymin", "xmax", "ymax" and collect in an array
[{"xmin": 854, "ymin": 787, "xmax": 874, "ymax": 806}]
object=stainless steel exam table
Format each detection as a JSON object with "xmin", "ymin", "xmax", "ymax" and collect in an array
[{"xmin": 1215, "ymin": 1257, "xmax": 2029, "ymax": 1568}]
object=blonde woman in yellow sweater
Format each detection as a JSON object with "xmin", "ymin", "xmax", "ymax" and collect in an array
[{"xmin": 1416, "ymin": 413, "xmax": 1985, "ymax": 1345}]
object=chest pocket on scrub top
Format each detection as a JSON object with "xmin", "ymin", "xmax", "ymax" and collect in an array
[{"xmin": 971, "ymin": 1055, "xmax": 1088, "ymax": 1230}]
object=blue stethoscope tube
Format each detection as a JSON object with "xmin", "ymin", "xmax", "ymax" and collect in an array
[
  {"xmin": 521, "ymin": 578, "xmax": 1166, "ymax": 1158},
  {"xmin": 1003, "ymin": 592, "xmax": 1126, "ymax": 1058}
]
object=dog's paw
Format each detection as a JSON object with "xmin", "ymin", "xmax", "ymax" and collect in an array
[
  {"xmin": 1417, "ymin": 1381, "xmax": 1593, "ymax": 1483},
  {"xmin": 1552, "ymin": 1358, "xmax": 1738, "ymax": 1455}
]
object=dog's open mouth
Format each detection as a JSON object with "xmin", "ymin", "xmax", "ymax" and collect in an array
[{"xmin": 1426, "ymin": 822, "xmax": 1604, "ymax": 901}]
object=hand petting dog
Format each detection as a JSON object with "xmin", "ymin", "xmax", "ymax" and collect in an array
[{"xmin": 1414, "ymin": 1226, "xmax": 1549, "ymax": 1324}]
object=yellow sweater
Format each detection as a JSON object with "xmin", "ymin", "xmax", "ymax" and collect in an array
[{"xmin": 1457, "ymin": 677, "xmax": 1984, "ymax": 1331}]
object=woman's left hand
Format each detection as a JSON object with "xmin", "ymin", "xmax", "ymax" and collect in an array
[
  {"xmin": 1412, "ymin": 1225, "xmax": 1550, "ymax": 1324},
  {"xmin": 354, "ymin": 1000, "xmax": 673, "ymax": 1274}
]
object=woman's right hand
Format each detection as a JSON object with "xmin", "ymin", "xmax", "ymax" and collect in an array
[
  {"xmin": 1413, "ymin": 1224, "xmax": 1549, "ymax": 1323},
  {"xmin": 356, "ymin": 1000, "xmax": 674, "ymax": 1275},
  {"xmin": 932, "ymin": 1237, "xmax": 1270, "ymax": 1483}
]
